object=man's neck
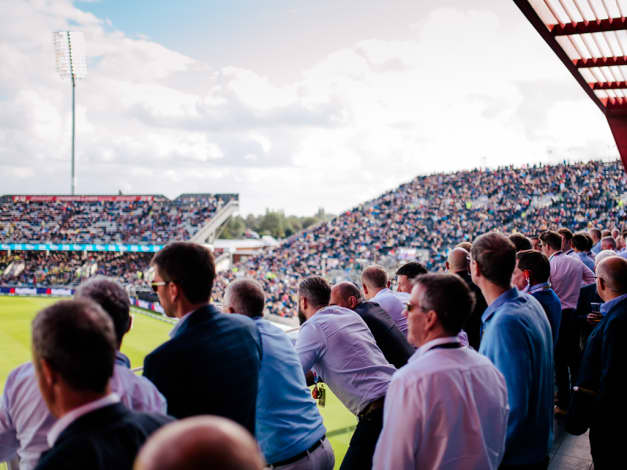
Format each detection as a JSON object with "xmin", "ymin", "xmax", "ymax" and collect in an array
[
  {"xmin": 175, "ymin": 302, "xmax": 207, "ymax": 318},
  {"xmin": 601, "ymin": 291, "xmax": 626, "ymax": 303},
  {"xmin": 480, "ymin": 282, "xmax": 509, "ymax": 306},
  {"xmin": 55, "ymin": 387, "xmax": 110, "ymax": 419}
]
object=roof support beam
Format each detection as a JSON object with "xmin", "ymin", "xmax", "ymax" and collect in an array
[
  {"xmin": 589, "ymin": 81, "xmax": 627, "ymax": 89},
  {"xmin": 574, "ymin": 56, "xmax": 627, "ymax": 67},
  {"xmin": 550, "ymin": 18, "xmax": 627, "ymax": 36}
]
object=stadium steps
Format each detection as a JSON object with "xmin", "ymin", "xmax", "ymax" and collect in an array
[{"xmin": 190, "ymin": 198, "xmax": 239, "ymax": 244}]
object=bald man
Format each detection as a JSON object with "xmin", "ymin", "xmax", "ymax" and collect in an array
[
  {"xmin": 446, "ymin": 247, "xmax": 487, "ymax": 350},
  {"xmin": 134, "ymin": 416, "xmax": 264, "ymax": 470},
  {"xmin": 330, "ymin": 282, "xmax": 413, "ymax": 368},
  {"xmin": 362, "ymin": 266, "xmax": 407, "ymax": 335},
  {"xmin": 567, "ymin": 256, "xmax": 627, "ymax": 470}
]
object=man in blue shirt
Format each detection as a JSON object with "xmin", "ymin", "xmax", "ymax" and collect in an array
[
  {"xmin": 511, "ymin": 250, "xmax": 562, "ymax": 348},
  {"xmin": 566, "ymin": 256, "xmax": 627, "ymax": 470},
  {"xmin": 223, "ymin": 278, "xmax": 334, "ymax": 470},
  {"xmin": 471, "ymin": 232, "xmax": 554, "ymax": 469}
]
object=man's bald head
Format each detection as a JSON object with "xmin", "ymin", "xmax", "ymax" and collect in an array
[
  {"xmin": 330, "ymin": 282, "xmax": 362, "ymax": 309},
  {"xmin": 446, "ymin": 247, "xmax": 469, "ymax": 273},
  {"xmin": 596, "ymin": 256, "xmax": 627, "ymax": 299},
  {"xmin": 134, "ymin": 416, "xmax": 264, "ymax": 470}
]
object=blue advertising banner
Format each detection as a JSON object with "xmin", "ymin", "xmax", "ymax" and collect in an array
[{"xmin": 0, "ymin": 243, "xmax": 163, "ymax": 253}]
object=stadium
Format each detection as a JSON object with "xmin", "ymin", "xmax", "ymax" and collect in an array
[{"xmin": 2, "ymin": 1, "xmax": 627, "ymax": 470}]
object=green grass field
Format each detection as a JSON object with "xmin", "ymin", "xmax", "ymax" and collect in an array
[{"xmin": 0, "ymin": 296, "xmax": 355, "ymax": 468}]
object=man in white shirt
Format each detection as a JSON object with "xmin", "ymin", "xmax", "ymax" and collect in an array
[
  {"xmin": 362, "ymin": 265, "xmax": 407, "ymax": 335},
  {"xmin": 0, "ymin": 277, "xmax": 166, "ymax": 470},
  {"xmin": 373, "ymin": 273, "xmax": 509, "ymax": 470},
  {"xmin": 296, "ymin": 276, "xmax": 395, "ymax": 470}
]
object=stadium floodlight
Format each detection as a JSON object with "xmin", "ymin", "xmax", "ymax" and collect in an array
[{"xmin": 54, "ymin": 31, "xmax": 87, "ymax": 195}]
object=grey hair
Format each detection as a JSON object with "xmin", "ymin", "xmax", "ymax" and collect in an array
[
  {"xmin": 75, "ymin": 276, "xmax": 130, "ymax": 345},
  {"xmin": 32, "ymin": 299, "xmax": 116, "ymax": 393}
]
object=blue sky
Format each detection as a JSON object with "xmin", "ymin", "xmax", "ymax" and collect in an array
[{"xmin": 0, "ymin": 0, "xmax": 618, "ymax": 214}]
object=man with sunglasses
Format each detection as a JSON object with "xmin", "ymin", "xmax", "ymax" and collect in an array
[
  {"xmin": 373, "ymin": 273, "xmax": 509, "ymax": 470},
  {"xmin": 142, "ymin": 242, "xmax": 262, "ymax": 434}
]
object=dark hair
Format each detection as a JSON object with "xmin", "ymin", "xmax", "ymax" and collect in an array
[
  {"xmin": 539, "ymin": 231, "xmax": 562, "ymax": 251},
  {"xmin": 572, "ymin": 232, "xmax": 589, "ymax": 251},
  {"xmin": 602, "ymin": 229, "xmax": 611, "ymax": 238},
  {"xmin": 298, "ymin": 276, "xmax": 331, "ymax": 308},
  {"xmin": 471, "ymin": 232, "xmax": 516, "ymax": 288},
  {"xmin": 225, "ymin": 279, "xmax": 265, "ymax": 318},
  {"xmin": 415, "ymin": 273, "xmax": 475, "ymax": 335},
  {"xmin": 32, "ymin": 299, "xmax": 116, "ymax": 393},
  {"xmin": 558, "ymin": 227, "xmax": 573, "ymax": 241},
  {"xmin": 583, "ymin": 232, "xmax": 594, "ymax": 250},
  {"xmin": 509, "ymin": 233, "xmax": 532, "ymax": 252},
  {"xmin": 516, "ymin": 250, "xmax": 551, "ymax": 284},
  {"xmin": 152, "ymin": 242, "xmax": 216, "ymax": 304},
  {"xmin": 361, "ymin": 265, "xmax": 388, "ymax": 289},
  {"xmin": 396, "ymin": 262, "xmax": 428, "ymax": 278},
  {"xmin": 75, "ymin": 276, "xmax": 130, "ymax": 345}
]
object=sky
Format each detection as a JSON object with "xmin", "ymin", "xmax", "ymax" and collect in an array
[{"xmin": 0, "ymin": 0, "xmax": 619, "ymax": 215}]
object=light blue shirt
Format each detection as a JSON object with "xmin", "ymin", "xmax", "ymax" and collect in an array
[
  {"xmin": 479, "ymin": 288, "xmax": 554, "ymax": 466},
  {"xmin": 574, "ymin": 251, "xmax": 595, "ymax": 271},
  {"xmin": 254, "ymin": 317, "xmax": 326, "ymax": 465},
  {"xmin": 601, "ymin": 293, "xmax": 627, "ymax": 316},
  {"xmin": 296, "ymin": 305, "xmax": 395, "ymax": 415}
]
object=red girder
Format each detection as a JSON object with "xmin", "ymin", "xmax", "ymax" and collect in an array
[
  {"xmin": 549, "ymin": 17, "xmax": 627, "ymax": 36},
  {"xmin": 574, "ymin": 56, "xmax": 627, "ymax": 68},
  {"xmin": 589, "ymin": 81, "xmax": 627, "ymax": 90}
]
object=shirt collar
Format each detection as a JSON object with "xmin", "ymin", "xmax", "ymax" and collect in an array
[
  {"xmin": 410, "ymin": 336, "xmax": 461, "ymax": 362},
  {"xmin": 600, "ymin": 293, "xmax": 627, "ymax": 316},
  {"xmin": 481, "ymin": 287, "xmax": 519, "ymax": 324},
  {"xmin": 549, "ymin": 251, "xmax": 563, "ymax": 261},
  {"xmin": 528, "ymin": 282, "xmax": 550, "ymax": 295},
  {"xmin": 373, "ymin": 288, "xmax": 391, "ymax": 299},
  {"xmin": 168, "ymin": 310, "xmax": 196, "ymax": 338},
  {"xmin": 114, "ymin": 351, "xmax": 131, "ymax": 368},
  {"xmin": 47, "ymin": 393, "xmax": 120, "ymax": 447}
]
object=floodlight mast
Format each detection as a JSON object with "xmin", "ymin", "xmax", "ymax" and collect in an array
[{"xmin": 54, "ymin": 32, "xmax": 87, "ymax": 195}]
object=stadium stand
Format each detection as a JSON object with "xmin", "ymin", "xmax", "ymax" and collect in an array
[
  {"xmin": 0, "ymin": 161, "xmax": 625, "ymax": 318},
  {"xmin": 0, "ymin": 193, "xmax": 236, "ymax": 244}
]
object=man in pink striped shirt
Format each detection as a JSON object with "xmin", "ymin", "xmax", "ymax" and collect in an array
[{"xmin": 540, "ymin": 231, "xmax": 595, "ymax": 414}]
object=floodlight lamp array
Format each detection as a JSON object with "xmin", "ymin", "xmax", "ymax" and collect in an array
[{"xmin": 53, "ymin": 31, "xmax": 87, "ymax": 80}]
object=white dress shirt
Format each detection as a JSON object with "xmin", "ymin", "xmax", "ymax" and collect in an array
[
  {"xmin": 296, "ymin": 305, "xmax": 395, "ymax": 416},
  {"xmin": 373, "ymin": 337, "xmax": 510, "ymax": 470},
  {"xmin": 372, "ymin": 288, "xmax": 407, "ymax": 335},
  {"xmin": 0, "ymin": 360, "xmax": 166, "ymax": 470}
]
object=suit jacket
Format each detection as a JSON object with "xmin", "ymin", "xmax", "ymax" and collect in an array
[
  {"xmin": 353, "ymin": 301, "xmax": 414, "ymax": 368},
  {"xmin": 34, "ymin": 403, "xmax": 172, "ymax": 470},
  {"xmin": 567, "ymin": 296, "xmax": 627, "ymax": 465},
  {"xmin": 456, "ymin": 270, "xmax": 487, "ymax": 350},
  {"xmin": 143, "ymin": 304, "xmax": 262, "ymax": 434}
]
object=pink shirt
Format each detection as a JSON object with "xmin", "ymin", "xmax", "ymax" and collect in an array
[{"xmin": 549, "ymin": 251, "xmax": 596, "ymax": 310}]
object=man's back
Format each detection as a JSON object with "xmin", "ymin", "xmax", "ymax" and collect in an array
[
  {"xmin": 549, "ymin": 252, "xmax": 595, "ymax": 310},
  {"xmin": 0, "ymin": 361, "xmax": 166, "ymax": 470},
  {"xmin": 296, "ymin": 306, "xmax": 395, "ymax": 415},
  {"xmin": 143, "ymin": 305, "xmax": 261, "ymax": 433},
  {"xmin": 372, "ymin": 288, "xmax": 407, "ymax": 335},
  {"xmin": 34, "ymin": 403, "xmax": 172, "ymax": 470},
  {"xmin": 353, "ymin": 301, "xmax": 414, "ymax": 368},
  {"xmin": 479, "ymin": 288, "xmax": 554, "ymax": 466},
  {"xmin": 530, "ymin": 287, "xmax": 562, "ymax": 347},
  {"xmin": 253, "ymin": 318, "xmax": 326, "ymax": 465},
  {"xmin": 373, "ymin": 344, "xmax": 509, "ymax": 470}
]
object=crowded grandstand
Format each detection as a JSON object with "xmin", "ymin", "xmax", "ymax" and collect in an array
[{"xmin": 2, "ymin": 159, "xmax": 624, "ymax": 318}]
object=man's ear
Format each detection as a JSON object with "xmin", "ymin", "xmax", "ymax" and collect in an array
[
  {"xmin": 362, "ymin": 283, "xmax": 368, "ymax": 295},
  {"xmin": 168, "ymin": 281, "xmax": 179, "ymax": 302},
  {"xmin": 301, "ymin": 296, "xmax": 308, "ymax": 311},
  {"xmin": 386, "ymin": 280, "xmax": 391, "ymax": 289},
  {"xmin": 226, "ymin": 306, "xmax": 236, "ymax": 314},
  {"xmin": 425, "ymin": 309, "xmax": 439, "ymax": 332},
  {"xmin": 39, "ymin": 357, "xmax": 57, "ymax": 388},
  {"xmin": 445, "ymin": 261, "xmax": 450, "ymax": 271},
  {"xmin": 126, "ymin": 315, "xmax": 134, "ymax": 334},
  {"xmin": 348, "ymin": 296, "xmax": 358, "ymax": 309}
]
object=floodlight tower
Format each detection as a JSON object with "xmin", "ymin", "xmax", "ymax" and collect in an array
[{"xmin": 53, "ymin": 31, "xmax": 87, "ymax": 195}]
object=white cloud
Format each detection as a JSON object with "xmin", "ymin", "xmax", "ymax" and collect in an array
[{"xmin": 0, "ymin": 1, "xmax": 618, "ymax": 215}]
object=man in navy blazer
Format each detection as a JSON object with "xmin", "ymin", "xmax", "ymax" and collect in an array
[
  {"xmin": 32, "ymin": 299, "xmax": 172, "ymax": 470},
  {"xmin": 143, "ymin": 242, "xmax": 262, "ymax": 434},
  {"xmin": 566, "ymin": 256, "xmax": 627, "ymax": 469}
]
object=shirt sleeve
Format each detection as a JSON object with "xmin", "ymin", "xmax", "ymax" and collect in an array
[
  {"xmin": 479, "ymin": 315, "xmax": 531, "ymax": 452},
  {"xmin": 372, "ymin": 374, "xmax": 420, "ymax": 469},
  {"xmin": 295, "ymin": 322, "xmax": 325, "ymax": 375},
  {"xmin": 582, "ymin": 263, "xmax": 596, "ymax": 285},
  {"xmin": 0, "ymin": 380, "xmax": 20, "ymax": 462}
]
